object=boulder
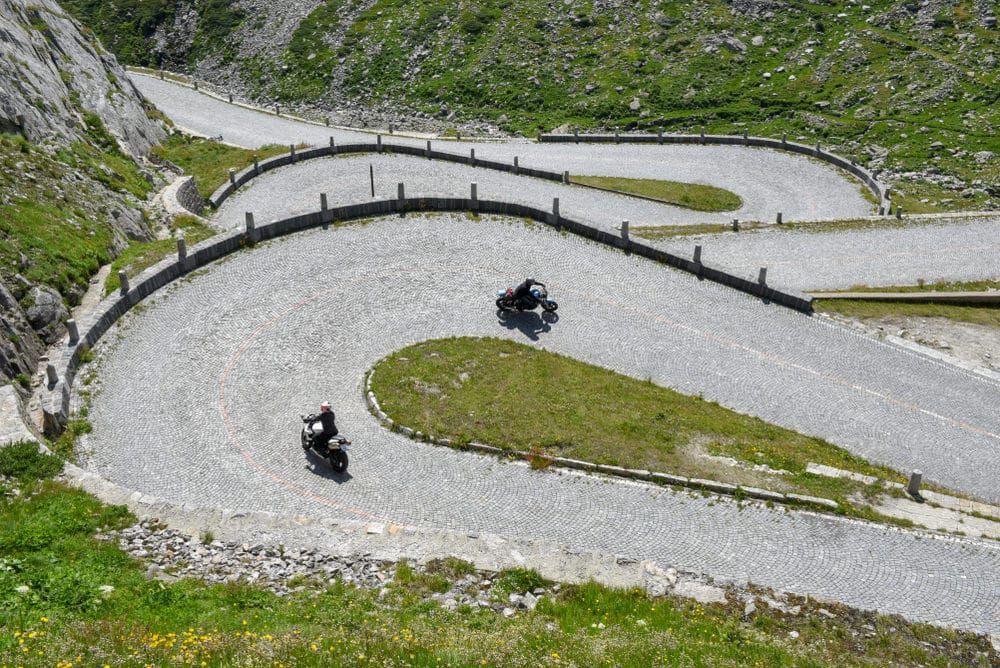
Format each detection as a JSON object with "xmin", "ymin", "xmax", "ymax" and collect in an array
[{"xmin": 25, "ymin": 285, "xmax": 68, "ymax": 344}]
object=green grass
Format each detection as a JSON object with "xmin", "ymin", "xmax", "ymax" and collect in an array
[
  {"xmin": 817, "ymin": 301, "xmax": 1000, "ymax": 329},
  {"xmin": 369, "ymin": 337, "xmax": 914, "ymax": 512},
  {"xmin": 633, "ymin": 222, "xmax": 765, "ymax": 239},
  {"xmin": 0, "ymin": 131, "xmax": 155, "ymax": 299},
  {"xmin": 151, "ymin": 134, "xmax": 297, "ymax": 199},
  {"xmin": 571, "ymin": 175, "xmax": 742, "ymax": 212},
  {"xmin": 814, "ymin": 280, "xmax": 1000, "ymax": 328},
  {"xmin": 104, "ymin": 214, "xmax": 215, "ymax": 295},
  {"xmin": 1, "ymin": 447, "xmax": 993, "ymax": 667}
]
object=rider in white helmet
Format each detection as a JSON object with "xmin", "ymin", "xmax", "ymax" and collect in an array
[{"xmin": 312, "ymin": 401, "xmax": 338, "ymax": 452}]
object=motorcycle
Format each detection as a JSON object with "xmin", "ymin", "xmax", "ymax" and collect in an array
[
  {"xmin": 496, "ymin": 284, "xmax": 558, "ymax": 312},
  {"xmin": 300, "ymin": 414, "xmax": 351, "ymax": 473}
]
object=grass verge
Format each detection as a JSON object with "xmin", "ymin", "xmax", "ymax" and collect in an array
[
  {"xmin": 370, "ymin": 337, "xmax": 915, "ymax": 515},
  {"xmin": 1, "ymin": 444, "xmax": 994, "ymax": 667},
  {"xmin": 152, "ymin": 134, "xmax": 298, "ymax": 199},
  {"xmin": 571, "ymin": 175, "xmax": 742, "ymax": 212},
  {"xmin": 814, "ymin": 281, "xmax": 1000, "ymax": 328},
  {"xmin": 104, "ymin": 215, "xmax": 216, "ymax": 295}
]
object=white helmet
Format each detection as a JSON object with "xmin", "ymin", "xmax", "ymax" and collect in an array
[{"xmin": 320, "ymin": 401, "xmax": 331, "ymax": 412}]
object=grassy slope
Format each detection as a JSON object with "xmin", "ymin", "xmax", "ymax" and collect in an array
[
  {"xmin": 0, "ymin": 125, "xmax": 153, "ymax": 301},
  {"xmin": 1, "ymin": 442, "xmax": 994, "ymax": 667},
  {"xmin": 369, "ymin": 336, "xmax": 922, "ymax": 515}
]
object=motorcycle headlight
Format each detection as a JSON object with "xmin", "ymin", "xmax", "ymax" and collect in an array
[{"xmin": 531, "ymin": 289, "xmax": 540, "ymax": 297}]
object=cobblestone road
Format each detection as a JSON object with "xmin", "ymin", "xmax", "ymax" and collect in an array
[
  {"xmin": 79, "ymin": 75, "xmax": 1000, "ymax": 634},
  {"xmin": 85, "ymin": 217, "xmax": 1000, "ymax": 633},
  {"xmin": 132, "ymin": 74, "xmax": 871, "ymax": 225}
]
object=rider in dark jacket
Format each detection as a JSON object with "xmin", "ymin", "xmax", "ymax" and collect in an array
[
  {"xmin": 512, "ymin": 277, "xmax": 545, "ymax": 308},
  {"xmin": 313, "ymin": 401, "xmax": 338, "ymax": 452}
]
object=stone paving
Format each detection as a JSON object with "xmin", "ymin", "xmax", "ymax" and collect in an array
[
  {"xmin": 82, "ymin": 216, "xmax": 1000, "ymax": 633},
  {"xmin": 69, "ymin": 75, "xmax": 1000, "ymax": 634},
  {"xmin": 652, "ymin": 217, "xmax": 1000, "ymax": 291},
  {"xmin": 132, "ymin": 74, "xmax": 997, "ymax": 293},
  {"xmin": 132, "ymin": 74, "xmax": 872, "ymax": 225}
]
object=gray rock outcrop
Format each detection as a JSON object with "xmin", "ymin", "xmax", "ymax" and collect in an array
[
  {"xmin": 25, "ymin": 285, "xmax": 69, "ymax": 344},
  {"xmin": 0, "ymin": 0, "xmax": 165, "ymax": 156}
]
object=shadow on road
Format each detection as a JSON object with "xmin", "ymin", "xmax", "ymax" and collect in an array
[
  {"xmin": 303, "ymin": 449, "xmax": 353, "ymax": 483},
  {"xmin": 496, "ymin": 309, "xmax": 559, "ymax": 341}
]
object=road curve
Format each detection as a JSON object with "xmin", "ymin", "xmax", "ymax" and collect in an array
[
  {"xmin": 84, "ymin": 216, "xmax": 1000, "ymax": 633},
  {"xmin": 79, "ymin": 76, "xmax": 1000, "ymax": 634}
]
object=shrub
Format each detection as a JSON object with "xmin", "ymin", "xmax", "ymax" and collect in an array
[{"xmin": 0, "ymin": 441, "xmax": 62, "ymax": 481}]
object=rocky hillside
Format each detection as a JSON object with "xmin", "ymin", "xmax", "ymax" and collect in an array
[
  {"xmin": 0, "ymin": 0, "xmax": 165, "ymax": 391},
  {"xmin": 61, "ymin": 0, "xmax": 1000, "ymax": 207}
]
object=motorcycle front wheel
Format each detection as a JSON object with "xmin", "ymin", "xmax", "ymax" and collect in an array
[
  {"xmin": 495, "ymin": 297, "xmax": 509, "ymax": 309},
  {"xmin": 301, "ymin": 430, "xmax": 311, "ymax": 450},
  {"xmin": 329, "ymin": 449, "xmax": 349, "ymax": 473}
]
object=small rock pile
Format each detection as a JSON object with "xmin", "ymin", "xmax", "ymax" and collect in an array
[{"xmin": 102, "ymin": 521, "xmax": 559, "ymax": 614}]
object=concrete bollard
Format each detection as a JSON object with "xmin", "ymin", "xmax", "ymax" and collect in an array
[
  {"xmin": 815, "ymin": 141, "xmax": 821, "ymax": 155},
  {"xmin": 743, "ymin": 128, "xmax": 749, "ymax": 144},
  {"xmin": 193, "ymin": 81, "xmax": 198, "ymax": 91},
  {"xmin": 426, "ymin": 140, "xmax": 431, "ymax": 158},
  {"xmin": 907, "ymin": 470, "xmax": 922, "ymax": 496},
  {"xmin": 228, "ymin": 93, "xmax": 233, "ymax": 103},
  {"xmin": 552, "ymin": 197, "xmax": 560, "ymax": 223},
  {"xmin": 397, "ymin": 183, "xmax": 404, "ymax": 200},
  {"xmin": 275, "ymin": 104, "xmax": 280, "ymax": 115},
  {"xmin": 118, "ymin": 270, "xmax": 129, "ymax": 295},
  {"xmin": 895, "ymin": 205, "xmax": 903, "ymax": 219},
  {"xmin": 513, "ymin": 157, "xmax": 519, "ymax": 175},
  {"xmin": 471, "ymin": 182, "xmax": 477, "ymax": 201},
  {"xmin": 693, "ymin": 245, "xmax": 702, "ymax": 265},
  {"xmin": 329, "ymin": 137, "xmax": 335, "ymax": 148},
  {"xmin": 782, "ymin": 132, "xmax": 787, "ymax": 145},
  {"xmin": 320, "ymin": 193, "xmax": 328, "ymax": 210},
  {"xmin": 700, "ymin": 126, "xmax": 705, "ymax": 142},
  {"xmin": 563, "ymin": 170, "xmax": 569, "ymax": 184},
  {"xmin": 377, "ymin": 135, "xmax": 383, "ymax": 152},
  {"xmin": 732, "ymin": 219, "xmax": 740, "ymax": 232},
  {"xmin": 253, "ymin": 155, "xmax": 259, "ymax": 174},
  {"xmin": 658, "ymin": 126, "xmax": 664, "ymax": 143},
  {"xmin": 159, "ymin": 69, "xmax": 164, "ymax": 80},
  {"xmin": 290, "ymin": 144, "xmax": 296, "ymax": 162},
  {"xmin": 470, "ymin": 148, "xmax": 475, "ymax": 165},
  {"xmin": 325, "ymin": 117, "xmax": 330, "ymax": 127},
  {"xmin": 776, "ymin": 212, "xmax": 783, "ymax": 224},
  {"xmin": 615, "ymin": 127, "xmax": 620, "ymax": 143},
  {"xmin": 620, "ymin": 220, "xmax": 629, "ymax": 240},
  {"xmin": 66, "ymin": 319, "xmax": 79, "ymax": 346},
  {"xmin": 46, "ymin": 363, "xmax": 58, "ymax": 386},
  {"xmin": 574, "ymin": 128, "xmax": 579, "ymax": 143},
  {"xmin": 245, "ymin": 212, "xmax": 255, "ymax": 238},
  {"xmin": 228, "ymin": 168, "xmax": 236, "ymax": 185},
  {"xmin": 177, "ymin": 237, "xmax": 186, "ymax": 262},
  {"xmin": 758, "ymin": 267, "xmax": 767, "ymax": 285}
]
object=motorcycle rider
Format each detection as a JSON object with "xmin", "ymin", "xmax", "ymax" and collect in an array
[
  {"xmin": 310, "ymin": 401, "xmax": 338, "ymax": 453},
  {"xmin": 512, "ymin": 277, "xmax": 545, "ymax": 309}
]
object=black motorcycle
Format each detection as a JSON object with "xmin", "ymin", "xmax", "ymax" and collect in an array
[
  {"xmin": 301, "ymin": 414, "xmax": 350, "ymax": 473},
  {"xmin": 496, "ymin": 284, "xmax": 558, "ymax": 312}
]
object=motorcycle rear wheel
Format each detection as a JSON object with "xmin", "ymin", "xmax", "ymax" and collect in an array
[
  {"xmin": 542, "ymin": 301, "xmax": 558, "ymax": 312},
  {"xmin": 329, "ymin": 450, "xmax": 349, "ymax": 473}
]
